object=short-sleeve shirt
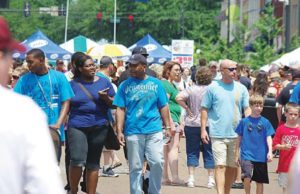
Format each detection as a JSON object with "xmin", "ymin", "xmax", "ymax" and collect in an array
[
  {"xmin": 235, "ymin": 116, "xmax": 274, "ymax": 162},
  {"xmin": 201, "ymin": 80, "xmax": 249, "ymax": 138},
  {"xmin": 277, "ymin": 83, "xmax": 296, "ymax": 122},
  {"xmin": 179, "ymin": 85, "xmax": 208, "ymax": 127},
  {"xmin": 113, "ymin": 76, "xmax": 168, "ymax": 136},
  {"xmin": 161, "ymin": 80, "xmax": 181, "ymax": 123},
  {"xmin": 278, "ymin": 83, "xmax": 295, "ymax": 106},
  {"xmin": 273, "ymin": 125, "xmax": 300, "ymax": 172},
  {"xmin": 289, "ymin": 82, "xmax": 300, "ymax": 105},
  {"xmin": 68, "ymin": 77, "xmax": 115, "ymax": 128},
  {"xmin": 239, "ymin": 76, "xmax": 252, "ymax": 90},
  {"xmin": 14, "ymin": 69, "xmax": 74, "ymax": 140}
]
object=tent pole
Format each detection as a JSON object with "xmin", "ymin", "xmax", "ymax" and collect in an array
[{"xmin": 64, "ymin": 0, "xmax": 70, "ymax": 43}]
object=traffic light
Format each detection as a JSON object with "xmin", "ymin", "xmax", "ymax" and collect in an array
[
  {"xmin": 96, "ymin": 12, "xmax": 102, "ymax": 24},
  {"xmin": 128, "ymin": 14, "xmax": 134, "ymax": 28},
  {"xmin": 58, "ymin": 4, "xmax": 66, "ymax": 16},
  {"xmin": 23, "ymin": 2, "xmax": 30, "ymax": 17}
]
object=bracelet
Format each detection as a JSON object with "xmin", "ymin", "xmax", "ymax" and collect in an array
[{"xmin": 165, "ymin": 126, "xmax": 171, "ymax": 129}]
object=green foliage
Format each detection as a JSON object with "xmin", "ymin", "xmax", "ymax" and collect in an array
[
  {"xmin": 248, "ymin": 40, "xmax": 275, "ymax": 70},
  {"xmin": 1, "ymin": 0, "xmax": 286, "ymax": 69},
  {"xmin": 1, "ymin": 0, "xmax": 222, "ymax": 46},
  {"xmin": 247, "ymin": 5, "xmax": 282, "ymax": 69},
  {"xmin": 197, "ymin": 4, "xmax": 283, "ymax": 70},
  {"xmin": 290, "ymin": 35, "xmax": 300, "ymax": 51}
]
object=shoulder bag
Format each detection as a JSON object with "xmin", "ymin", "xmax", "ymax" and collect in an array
[{"xmin": 76, "ymin": 81, "xmax": 120, "ymax": 150}]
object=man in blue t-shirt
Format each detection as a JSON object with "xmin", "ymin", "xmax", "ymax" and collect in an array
[
  {"xmin": 201, "ymin": 59, "xmax": 251, "ymax": 194},
  {"xmin": 113, "ymin": 54, "xmax": 171, "ymax": 194},
  {"xmin": 14, "ymin": 49, "xmax": 74, "ymax": 161}
]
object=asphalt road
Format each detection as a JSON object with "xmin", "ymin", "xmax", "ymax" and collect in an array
[{"xmin": 60, "ymin": 138, "xmax": 283, "ymax": 194}]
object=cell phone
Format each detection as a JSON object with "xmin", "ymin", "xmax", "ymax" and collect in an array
[{"xmin": 99, "ymin": 87, "xmax": 110, "ymax": 93}]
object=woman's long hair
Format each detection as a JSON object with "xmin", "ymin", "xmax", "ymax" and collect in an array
[{"xmin": 252, "ymin": 71, "xmax": 269, "ymax": 96}]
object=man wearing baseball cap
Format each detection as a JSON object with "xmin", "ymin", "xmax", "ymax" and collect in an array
[
  {"xmin": 97, "ymin": 56, "xmax": 115, "ymax": 81},
  {"xmin": 118, "ymin": 46, "xmax": 157, "ymax": 84},
  {"xmin": 113, "ymin": 54, "xmax": 172, "ymax": 194},
  {"xmin": 96, "ymin": 56, "xmax": 121, "ymax": 178},
  {"xmin": 132, "ymin": 46, "xmax": 149, "ymax": 57},
  {"xmin": 0, "ymin": 17, "xmax": 64, "ymax": 194}
]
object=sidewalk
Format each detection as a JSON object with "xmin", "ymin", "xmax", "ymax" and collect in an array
[{"xmin": 60, "ymin": 138, "xmax": 282, "ymax": 194}]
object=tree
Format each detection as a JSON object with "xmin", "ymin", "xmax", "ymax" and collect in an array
[
  {"xmin": 197, "ymin": 4, "xmax": 283, "ymax": 70},
  {"xmin": 247, "ymin": 4, "xmax": 282, "ymax": 69},
  {"xmin": 1, "ymin": 0, "xmax": 222, "ymax": 46}
]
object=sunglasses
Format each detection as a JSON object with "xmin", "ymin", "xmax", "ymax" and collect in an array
[
  {"xmin": 224, "ymin": 67, "xmax": 237, "ymax": 72},
  {"xmin": 247, "ymin": 122, "xmax": 263, "ymax": 132}
]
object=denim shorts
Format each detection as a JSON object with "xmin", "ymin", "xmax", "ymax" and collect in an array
[
  {"xmin": 184, "ymin": 126, "xmax": 214, "ymax": 169},
  {"xmin": 68, "ymin": 125, "xmax": 108, "ymax": 170}
]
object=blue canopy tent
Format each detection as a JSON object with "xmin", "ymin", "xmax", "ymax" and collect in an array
[
  {"xmin": 13, "ymin": 30, "xmax": 72, "ymax": 61},
  {"xmin": 128, "ymin": 34, "xmax": 171, "ymax": 64}
]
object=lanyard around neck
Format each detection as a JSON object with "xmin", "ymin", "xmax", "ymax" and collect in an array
[{"xmin": 35, "ymin": 71, "xmax": 53, "ymax": 109}]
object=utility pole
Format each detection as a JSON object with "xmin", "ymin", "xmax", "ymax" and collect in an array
[
  {"xmin": 285, "ymin": 0, "xmax": 290, "ymax": 52},
  {"xmin": 227, "ymin": 0, "xmax": 231, "ymax": 47},
  {"xmin": 64, "ymin": 0, "xmax": 70, "ymax": 43},
  {"xmin": 113, "ymin": 0, "xmax": 117, "ymax": 44}
]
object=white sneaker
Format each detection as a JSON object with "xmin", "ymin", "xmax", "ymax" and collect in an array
[
  {"xmin": 186, "ymin": 178, "xmax": 195, "ymax": 188},
  {"xmin": 207, "ymin": 176, "xmax": 215, "ymax": 189}
]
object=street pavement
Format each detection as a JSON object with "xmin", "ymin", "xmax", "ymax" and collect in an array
[{"xmin": 60, "ymin": 138, "xmax": 283, "ymax": 194}]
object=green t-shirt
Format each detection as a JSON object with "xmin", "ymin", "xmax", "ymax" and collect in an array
[{"xmin": 161, "ymin": 80, "xmax": 181, "ymax": 123}]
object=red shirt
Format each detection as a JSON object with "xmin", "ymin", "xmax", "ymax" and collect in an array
[{"xmin": 273, "ymin": 125, "xmax": 300, "ymax": 172}]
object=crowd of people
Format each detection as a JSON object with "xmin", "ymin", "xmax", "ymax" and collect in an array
[{"xmin": 1, "ymin": 16, "xmax": 300, "ymax": 194}]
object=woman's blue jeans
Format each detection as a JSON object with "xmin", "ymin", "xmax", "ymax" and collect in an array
[{"xmin": 184, "ymin": 126, "xmax": 215, "ymax": 169}]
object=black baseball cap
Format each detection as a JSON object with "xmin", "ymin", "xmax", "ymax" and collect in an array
[
  {"xmin": 126, "ymin": 54, "xmax": 147, "ymax": 65},
  {"xmin": 132, "ymin": 46, "xmax": 148, "ymax": 57},
  {"xmin": 100, "ymin": 56, "xmax": 114, "ymax": 66}
]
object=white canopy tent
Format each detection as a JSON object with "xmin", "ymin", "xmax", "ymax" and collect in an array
[{"xmin": 271, "ymin": 47, "xmax": 300, "ymax": 69}]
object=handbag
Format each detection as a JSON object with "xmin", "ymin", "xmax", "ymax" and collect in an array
[
  {"xmin": 76, "ymin": 81, "xmax": 121, "ymax": 150},
  {"xmin": 105, "ymin": 124, "xmax": 121, "ymax": 150}
]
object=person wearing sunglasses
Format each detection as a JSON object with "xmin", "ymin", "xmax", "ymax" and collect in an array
[
  {"xmin": 235, "ymin": 94, "xmax": 274, "ymax": 194},
  {"xmin": 201, "ymin": 59, "xmax": 251, "ymax": 194}
]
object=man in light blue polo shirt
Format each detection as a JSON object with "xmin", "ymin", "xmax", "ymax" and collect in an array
[
  {"xmin": 201, "ymin": 59, "xmax": 250, "ymax": 194},
  {"xmin": 113, "ymin": 54, "xmax": 171, "ymax": 194}
]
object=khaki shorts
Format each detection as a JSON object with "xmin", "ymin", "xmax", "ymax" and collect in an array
[{"xmin": 211, "ymin": 138, "xmax": 237, "ymax": 167}]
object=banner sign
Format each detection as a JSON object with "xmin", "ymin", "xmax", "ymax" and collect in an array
[{"xmin": 171, "ymin": 40, "xmax": 194, "ymax": 68}]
